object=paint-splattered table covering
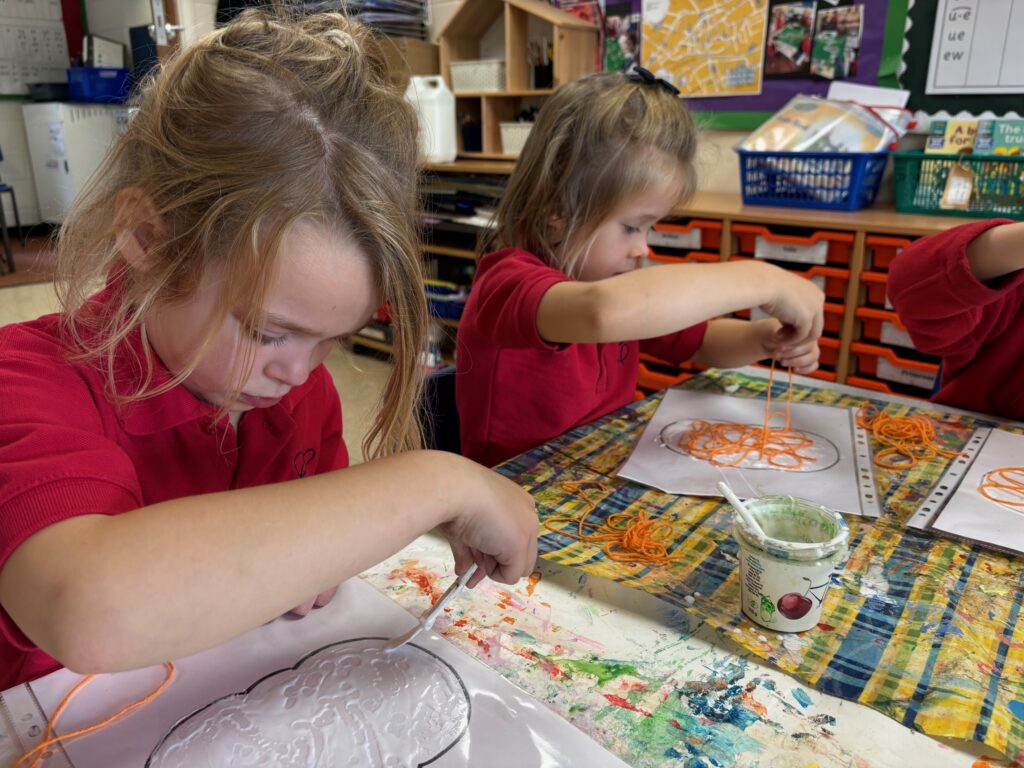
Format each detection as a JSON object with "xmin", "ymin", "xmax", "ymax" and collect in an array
[
  {"xmin": 365, "ymin": 539, "xmax": 997, "ymax": 767},
  {"xmin": 487, "ymin": 368, "xmax": 1024, "ymax": 764}
]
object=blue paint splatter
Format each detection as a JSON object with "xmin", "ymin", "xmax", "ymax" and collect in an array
[
  {"xmin": 792, "ymin": 688, "xmax": 812, "ymax": 708},
  {"xmin": 1010, "ymin": 700, "xmax": 1024, "ymax": 720}
]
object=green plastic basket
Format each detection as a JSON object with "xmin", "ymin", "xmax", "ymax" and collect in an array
[{"xmin": 892, "ymin": 150, "xmax": 1024, "ymax": 220}]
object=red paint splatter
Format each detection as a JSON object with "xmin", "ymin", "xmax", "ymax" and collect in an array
[
  {"xmin": 670, "ymin": 719, "xmax": 683, "ymax": 731},
  {"xmin": 526, "ymin": 571, "xmax": 542, "ymax": 596},
  {"xmin": 502, "ymin": 616, "xmax": 516, "ymax": 625},
  {"xmin": 603, "ymin": 694, "xmax": 652, "ymax": 717},
  {"xmin": 466, "ymin": 632, "xmax": 491, "ymax": 655},
  {"xmin": 454, "ymin": 619, "xmax": 468, "ymax": 628},
  {"xmin": 513, "ymin": 648, "xmax": 562, "ymax": 679},
  {"xmin": 1000, "ymin": 635, "xmax": 1024, "ymax": 649},
  {"xmin": 395, "ymin": 565, "xmax": 442, "ymax": 603},
  {"xmin": 817, "ymin": 623, "xmax": 836, "ymax": 632}
]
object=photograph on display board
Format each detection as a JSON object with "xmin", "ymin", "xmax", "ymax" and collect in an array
[
  {"xmin": 603, "ymin": 0, "xmax": 641, "ymax": 72},
  {"xmin": 765, "ymin": 1, "xmax": 816, "ymax": 77},
  {"xmin": 810, "ymin": 3, "xmax": 863, "ymax": 80}
]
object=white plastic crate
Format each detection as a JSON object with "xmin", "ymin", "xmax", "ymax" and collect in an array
[
  {"xmin": 500, "ymin": 121, "xmax": 533, "ymax": 156},
  {"xmin": 449, "ymin": 59, "xmax": 506, "ymax": 92}
]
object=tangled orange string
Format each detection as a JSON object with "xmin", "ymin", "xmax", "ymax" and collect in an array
[
  {"xmin": 855, "ymin": 403, "xmax": 962, "ymax": 469},
  {"xmin": 16, "ymin": 663, "xmax": 175, "ymax": 768},
  {"xmin": 544, "ymin": 481, "xmax": 680, "ymax": 566},
  {"xmin": 979, "ymin": 467, "xmax": 1024, "ymax": 509},
  {"xmin": 677, "ymin": 364, "xmax": 816, "ymax": 469}
]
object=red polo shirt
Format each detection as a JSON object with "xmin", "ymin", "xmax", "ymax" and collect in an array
[
  {"xmin": 888, "ymin": 219, "xmax": 1024, "ymax": 420},
  {"xmin": 456, "ymin": 248, "xmax": 707, "ymax": 466},
  {"xmin": 0, "ymin": 308, "xmax": 346, "ymax": 690}
]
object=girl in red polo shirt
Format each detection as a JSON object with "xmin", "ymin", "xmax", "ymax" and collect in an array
[
  {"xmin": 0, "ymin": 12, "xmax": 536, "ymax": 691},
  {"xmin": 456, "ymin": 70, "xmax": 826, "ymax": 467},
  {"xmin": 888, "ymin": 219, "xmax": 1024, "ymax": 420}
]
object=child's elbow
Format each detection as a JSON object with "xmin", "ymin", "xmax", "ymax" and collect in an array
[{"xmin": 42, "ymin": 585, "xmax": 143, "ymax": 675}]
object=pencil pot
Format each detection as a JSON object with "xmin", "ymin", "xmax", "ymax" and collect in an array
[
  {"xmin": 892, "ymin": 150, "xmax": 1024, "ymax": 220},
  {"xmin": 736, "ymin": 149, "xmax": 889, "ymax": 212},
  {"xmin": 733, "ymin": 496, "xmax": 849, "ymax": 632}
]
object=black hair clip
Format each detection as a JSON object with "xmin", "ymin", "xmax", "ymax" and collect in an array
[{"xmin": 626, "ymin": 65, "xmax": 680, "ymax": 97}]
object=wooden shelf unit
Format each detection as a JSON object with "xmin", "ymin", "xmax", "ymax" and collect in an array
[{"xmin": 438, "ymin": 0, "xmax": 598, "ymax": 158}]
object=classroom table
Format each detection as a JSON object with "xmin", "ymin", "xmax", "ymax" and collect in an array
[
  {"xmin": 359, "ymin": 366, "xmax": 1024, "ymax": 767},
  {"xmin": 1, "ymin": 367, "xmax": 1020, "ymax": 767}
]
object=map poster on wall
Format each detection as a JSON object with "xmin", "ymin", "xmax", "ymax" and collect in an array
[
  {"xmin": 926, "ymin": 0, "xmax": 1024, "ymax": 95},
  {"xmin": 641, "ymin": 0, "xmax": 770, "ymax": 98}
]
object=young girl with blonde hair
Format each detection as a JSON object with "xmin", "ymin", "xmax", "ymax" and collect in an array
[
  {"xmin": 0, "ymin": 10, "xmax": 536, "ymax": 690},
  {"xmin": 456, "ymin": 70, "xmax": 826, "ymax": 466}
]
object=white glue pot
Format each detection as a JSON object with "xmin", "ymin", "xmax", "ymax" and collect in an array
[
  {"xmin": 405, "ymin": 76, "xmax": 457, "ymax": 164},
  {"xmin": 733, "ymin": 496, "xmax": 849, "ymax": 633}
]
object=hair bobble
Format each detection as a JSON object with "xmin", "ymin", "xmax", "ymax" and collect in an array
[
  {"xmin": 626, "ymin": 65, "xmax": 680, "ymax": 97},
  {"xmin": 323, "ymin": 29, "xmax": 355, "ymax": 51}
]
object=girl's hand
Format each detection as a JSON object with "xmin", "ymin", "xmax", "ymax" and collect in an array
[
  {"xmin": 754, "ymin": 318, "xmax": 821, "ymax": 374},
  {"xmin": 438, "ymin": 456, "xmax": 539, "ymax": 588},
  {"xmin": 757, "ymin": 267, "xmax": 825, "ymax": 346},
  {"xmin": 288, "ymin": 586, "xmax": 339, "ymax": 617}
]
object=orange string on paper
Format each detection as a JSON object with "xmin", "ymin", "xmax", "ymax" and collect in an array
[
  {"xmin": 677, "ymin": 363, "xmax": 816, "ymax": 469},
  {"xmin": 979, "ymin": 467, "xmax": 1024, "ymax": 509},
  {"xmin": 544, "ymin": 481, "xmax": 680, "ymax": 566},
  {"xmin": 855, "ymin": 403, "xmax": 962, "ymax": 470},
  {"xmin": 15, "ymin": 662, "xmax": 176, "ymax": 768}
]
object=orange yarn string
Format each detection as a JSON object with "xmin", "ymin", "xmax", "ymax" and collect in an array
[
  {"xmin": 855, "ymin": 404, "xmax": 962, "ymax": 469},
  {"xmin": 15, "ymin": 662, "xmax": 176, "ymax": 768},
  {"xmin": 979, "ymin": 467, "xmax": 1024, "ymax": 508},
  {"xmin": 544, "ymin": 481, "xmax": 680, "ymax": 565},
  {"xmin": 678, "ymin": 363, "xmax": 816, "ymax": 469}
]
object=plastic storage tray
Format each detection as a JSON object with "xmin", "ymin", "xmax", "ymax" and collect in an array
[
  {"xmin": 893, "ymin": 150, "xmax": 1024, "ymax": 220},
  {"xmin": 736, "ymin": 149, "xmax": 889, "ymax": 212},
  {"xmin": 733, "ymin": 224, "xmax": 854, "ymax": 266},
  {"xmin": 67, "ymin": 67, "xmax": 130, "ymax": 103}
]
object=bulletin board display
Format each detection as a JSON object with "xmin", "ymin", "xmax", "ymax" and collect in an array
[
  {"xmin": 902, "ymin": 0, "xmax": 1024, "ymax": 117},
  {"xmin": 0, "ymin": 0, "xmax": 69, "ymax": 97},
  {"xmin": 640, "ymin": 0, "xmax": 906, "ymax": 130}
]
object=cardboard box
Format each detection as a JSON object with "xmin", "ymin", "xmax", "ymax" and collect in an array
[{"xmin": 380, "ymin": 37, "xmax": 440, "ymax": 87}]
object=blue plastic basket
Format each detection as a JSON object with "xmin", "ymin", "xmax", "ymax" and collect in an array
[
  {"xmin": 67, "ymin": 67, "xmax": 130, "ymax": 103},
  {"xmin": 736, "ymin": 149, "xmax": 890, "ymax": 212}
]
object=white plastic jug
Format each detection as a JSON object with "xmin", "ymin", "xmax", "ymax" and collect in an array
[{"xmin": 405, "ymin": 76, "xmax": 457, "ymax": 164}]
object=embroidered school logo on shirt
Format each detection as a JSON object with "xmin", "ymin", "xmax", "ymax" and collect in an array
[{"xmin": 293, "ymin": 448, "xmax": 316, "ymax": 478}]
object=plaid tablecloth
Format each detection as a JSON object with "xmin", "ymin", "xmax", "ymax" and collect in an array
[{"xmin": 497, "ymin": 369, "xmax": 1024, "ymax": 763}]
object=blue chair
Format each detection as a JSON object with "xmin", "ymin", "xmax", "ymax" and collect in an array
[
  {"xmin": 0, "ymin": 146, "xmax": 25, "ymax": 274},
  {"xmin": 419, "ymin": 366, "xmax": 461, "ymax": 454}
]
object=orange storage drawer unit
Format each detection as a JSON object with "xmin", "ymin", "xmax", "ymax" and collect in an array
[
  {"xmin": 732, "ymin": 223, "xmax": 854, "ymax": 266},
  {"xmin": 859, "ymin": 270, "xmax": 891, "ymax": 308},
  {"xmin": 865, "ymin": 235, "xmax": 913, "ymax": 270},
  {"xmin": 856, "ymin": 307, "xmax": 915, "ymax": 349},
  {"xmin": 649, "ymin": 219, "xmax": 723, "ymax": 253},
  {"xmin": 850, "ymin": 342, "xmax": 938, "ymax": 393}
]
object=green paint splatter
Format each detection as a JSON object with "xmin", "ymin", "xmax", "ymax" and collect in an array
[{"xmin": 558, "ymin": 658, "xmax": 640, "ymax": 685}]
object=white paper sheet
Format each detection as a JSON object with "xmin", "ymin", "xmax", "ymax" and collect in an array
[
  {"xmin": 1, "ymin": 579, "xmax": 627, "ymax": 768},
  {"xmin": 617, "ymin": 389, "xmax": 877, "ymax": 516},
  {"xmin": 930, "ymin": 429, "xmax": 1024, "ymax": 555}
]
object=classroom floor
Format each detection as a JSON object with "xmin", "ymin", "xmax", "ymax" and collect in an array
[{"xmin": 0, "ymin": 281, "xmax": 393, "ymax": 465}]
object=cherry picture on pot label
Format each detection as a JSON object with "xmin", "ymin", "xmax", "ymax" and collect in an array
[{"xmin": 776, "ymin": 576, "xmax": 830, "ymax": 620}]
